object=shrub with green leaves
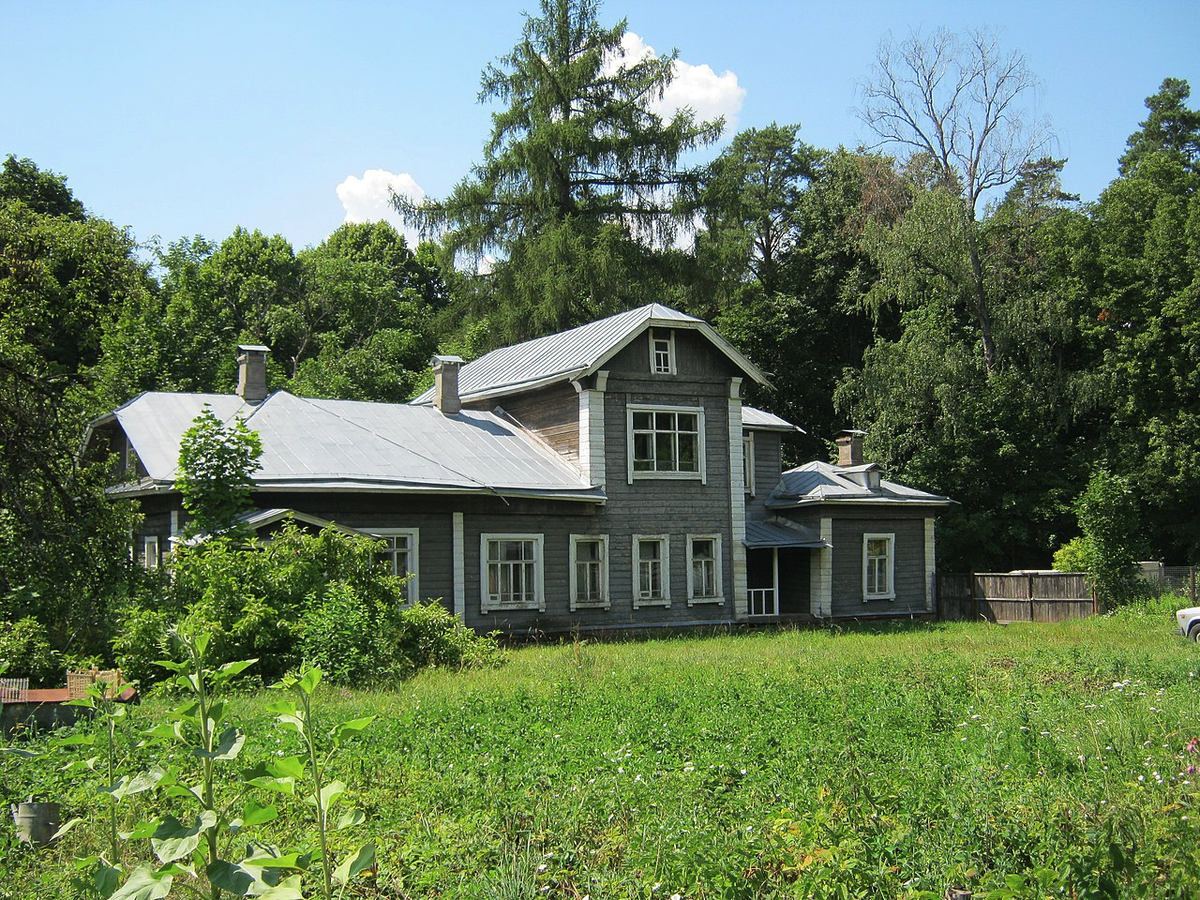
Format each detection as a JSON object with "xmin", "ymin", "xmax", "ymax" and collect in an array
[
  {"xmin": 111, "ymin": 605, "xmax": 173, "ymax": 687},
  {"xmin": 116, "ymin": 523, "xmax": 411, "ymax": 686},
  {"xmin": 396, "ymin": 600, "xmax": 503, "ymax": 674},
  {"xmin": 297, "ymin": 580, "xmax": 406, "ymax": 685},
  {"xmin": 0, "ymin": 615, "xmax": 61, "ymax": 685}
]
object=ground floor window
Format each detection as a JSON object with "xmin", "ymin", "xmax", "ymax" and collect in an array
[
  {"xmin": 687, "ymin": 534, "xmax": 723, "ymax": 604},
  {"xmin": 482, "ymin": 534, "xmax": 545, "ymax": 612},
  {"xmin": 375, "ymin": 529, "xmax": 419, "ymax": 603},
  {"xmin": 863, "ymin": 533, "xmax": 895, "ymax": 601},
  {"xmin": 570, "ymin": 535, "xmax": 609, "ymax": 610},
  {"xmin": 633, "ymin": 534, "xmax": 670, "ymax": 607}
]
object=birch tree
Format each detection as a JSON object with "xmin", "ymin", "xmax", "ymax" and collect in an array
[{"xmin": 858, "ymin": 28, "xmax": 1048, "ymax": 370}]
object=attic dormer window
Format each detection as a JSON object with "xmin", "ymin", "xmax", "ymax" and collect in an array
[{"xmin": 650, "ymin": 329, "xmax": 675, "ymax": 375}]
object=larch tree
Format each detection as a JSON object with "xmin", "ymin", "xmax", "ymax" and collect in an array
[{"xmin": 397, "ymin": 0, "xmax": 722, "ymax": 343}]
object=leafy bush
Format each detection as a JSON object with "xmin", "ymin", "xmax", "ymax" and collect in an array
[
  {"xmin": 1074, "ymin": 468, "xmax": 1143, "ymax": 606},
  {"xmin": 115, "ymin": 523, "xmax": 411, "ymax": 686},
  {"xmin": 395, "ymin": 600, "xmax": 503, "ymax": 674},
  {"xmin": 297, "ymin": 580, "xmax": 406, "ymax": 685},
  {"xmin": 0, "ymin": 615, "xmax": 61, "ymax": 685},
  {"xmin": 1051, "ymin": 536, "xmax": 1089, "ymax": 572},
  {"xmin": 111, "ymin": 605, "xmax": 173, "ymax": 686}
]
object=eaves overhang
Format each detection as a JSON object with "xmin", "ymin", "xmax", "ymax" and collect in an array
[
  {"xmin": 107, "ymin": 479, "xmax": 606, "ymax": 505},
  {"xmin": 765, "ymin": 496, "xmax": 956, "ymax": 510}
]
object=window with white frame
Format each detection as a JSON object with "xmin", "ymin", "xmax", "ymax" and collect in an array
[
  {"xmin": 687, "ymin": 534, "xmax": 723, "ymax": 604},
  {"xmin": 375, "ymin": 529, "xmax": 419, "ymax": 603},
  {"xmin": 633, "ymin": 534, "xmax": 670, "ymax": 607},
  {"xmin": 863, "ymin": 533, "xmax": 896, "ymax": 601},
  {"xmin": 628, "ymin": 405, "xmax": 705, "ymax": 480},
  {"xmin": 569, "ymin": 535, "xmax": 609, "ymax": 610},
  {"xmin": 143, "ymin": 535, "xmax": 160, "ymax": 570},
  {"xmin": 482, "ymin": 534, "xmax": 545, "ymax": 612},
  {"xmin": 649, "ymin": 329, "xmax": 675, "ymax": 374},
  {"xmin": 742, "ymin": 434, "xmax": 755, "ymax": 496}
]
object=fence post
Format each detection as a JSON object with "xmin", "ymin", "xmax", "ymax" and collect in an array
[
  {"xmin": 1191, "ymin": 565, "xmax": 1196, "ymax": 607},
  {"xmin": 1028, "ymin": 572, "xmax": 1035, "ymax": 621}
]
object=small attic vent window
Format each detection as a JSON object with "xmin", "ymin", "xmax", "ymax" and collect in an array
[{"xmin": 650, "ymin": 329, "xmax": 675, "ymax": 375}]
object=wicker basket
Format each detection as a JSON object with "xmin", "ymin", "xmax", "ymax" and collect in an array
[{"xmin": 66, "ymin": 668, "xmax": 124, "ymax": 700}]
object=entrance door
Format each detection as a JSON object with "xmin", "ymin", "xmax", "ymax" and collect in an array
[{"xmin": 747, "ymin": 548, "xmax": 778, "ymax": 617}]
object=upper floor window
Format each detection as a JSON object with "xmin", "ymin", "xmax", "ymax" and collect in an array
[
  {"xmin": 482, "ymin": 534, "xmax": 545, "ymax": 613},
  {"xmin": 570, "ymin": 534, "xmax": 609, "ymax": 610},
  {"xmin": 649, "ymin": 329, "xmax": 675, "ymax": 375},
  {"xmin": 628, "ymin": 405, "xmax": 705, "ymax": 481},
  {"xmin": 863, "ymin": 533, "xmax": 895, "ymax": 601},
  {"xmin": 375, "ymin": 528, "xmax": 419, "ymax": 603}
]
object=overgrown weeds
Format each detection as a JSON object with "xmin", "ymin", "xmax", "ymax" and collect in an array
[{"xmin": 3, "ymin": 610, "xmax": 1199, "ymax": 898}]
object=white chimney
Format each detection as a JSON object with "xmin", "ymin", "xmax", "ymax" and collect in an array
[
  {"xmin": 237, "ymin": 345, "xmax": 270, "ymax": 403},
  {"xmin": 431, "ymin": 355, "xmax": 465, "ymax": 415}
]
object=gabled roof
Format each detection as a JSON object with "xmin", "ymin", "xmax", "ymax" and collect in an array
[
  {"xmin": 97, "ymin": 390, "xmax": 603, "ymax": 503},
  {"xmin": 742, "ymin": 407, "xmax": 803, "ymax": 433},
  {"xmin": 412, "ymin": 303, "xmax": 769, "ymax": 404},
  {"xmin": 766, "ymin": 460, "xmax": 952, "ymax": 510}
]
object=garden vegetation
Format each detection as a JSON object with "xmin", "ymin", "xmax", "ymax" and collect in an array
[{"xmin": 3, "ymin": 603, "xmax": 1199, "ymax": 898}]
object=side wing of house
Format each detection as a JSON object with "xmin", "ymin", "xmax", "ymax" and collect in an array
[{"xmin": 765, "ymin": 458, "xmax": 951, "ymax": 620}]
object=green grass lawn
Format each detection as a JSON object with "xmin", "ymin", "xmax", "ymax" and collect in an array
[{"xmin": 5, "ymin": 602, "xmax": 1200, "ymax": 899}]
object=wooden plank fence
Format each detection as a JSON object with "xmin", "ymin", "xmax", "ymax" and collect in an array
[{"xmin": 939, "ymin": 572, "xmax": 1097, "ymax": 623}]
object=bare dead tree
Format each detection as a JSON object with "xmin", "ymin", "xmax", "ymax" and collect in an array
[{"xmin": 858, "ymin": 29, "xmax": 1050, "ymax": 370}]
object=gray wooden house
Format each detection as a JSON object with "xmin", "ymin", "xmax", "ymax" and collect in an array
[{"xmin": 85, "ymin": 304, "xmax": 950, "ymax": 633}]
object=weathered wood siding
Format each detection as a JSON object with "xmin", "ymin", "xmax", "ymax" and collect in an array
[
  {"xmin": 486, "ymin": 383, "xmax": 581, "ymax": 466},
  {"xmin": 779, "ymin": 508, "xmax": 930, "ymax": 617},
  {"xmin": 746, "ymin": 430, "xmax": 782, "ymax": 516},
  {"xmin": 582, "ymin": 329, "xmax": 744, "ymax": 629}
]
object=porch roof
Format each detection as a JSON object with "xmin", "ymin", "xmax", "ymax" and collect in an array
[{"xmin": 743, "ymin": 519, "xmax": 829, "ymax": 549}]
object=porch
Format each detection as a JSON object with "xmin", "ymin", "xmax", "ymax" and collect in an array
[{"xmin": 743, "ymin": 520, "xmax": 827, "ymax": 619}]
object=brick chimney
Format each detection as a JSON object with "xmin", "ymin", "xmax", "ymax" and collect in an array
[
  {"xmin": 236, "ymin": 345, "xmax": 270, "ymax": 403},
  {"xmin": 431, "ymin": 355, "xmax": 465, "ymax": 415},
  {"xmin": 835, "ymin": 429, "xmax": 866, "ymax": 467}
]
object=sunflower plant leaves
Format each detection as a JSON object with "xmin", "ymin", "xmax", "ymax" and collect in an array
[
  {"xmin": 193, "ymin": 726, "xmax": 245, "ymax": 761},
  {"xmin": 332, "ymin": 716, "xmax": 375, "ymax": 747},
  {"xmin": 332, "ymin": 842, "xmax": 375, "ymax": 886},
  {"xmin": 109, "ymin": 864, "xmax": 178, "ymax": 900},
  {"xmin": 151, "ymin": 811, "xmax": 217, "ymax": 864}
]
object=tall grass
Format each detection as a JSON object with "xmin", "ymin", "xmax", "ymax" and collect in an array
[{"xmin": 4, "ymin": 607, "xmax": 1199, "ymax": 898}]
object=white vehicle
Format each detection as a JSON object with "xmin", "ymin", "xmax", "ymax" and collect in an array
[{"xmin": 1178, "ymin": 607, "xmax": 1200, "ymax": 641}]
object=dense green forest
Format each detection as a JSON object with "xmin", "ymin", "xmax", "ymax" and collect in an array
[{"xmin": 2, "ymin": 0, "xmax": 1197, "ymax": 665}]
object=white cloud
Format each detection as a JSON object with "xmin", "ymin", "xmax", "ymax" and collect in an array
[
  {"xmin": 612, "ymin": 32, "xmax": 745, "ymax": 133},
  {"xmin": 335, "ymin": 169, "xmax": 426, "ymax": 245}
]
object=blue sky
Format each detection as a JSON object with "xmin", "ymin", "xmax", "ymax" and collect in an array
[{"xmin": 4, "ymin": 1, "xmax": 1197, "ymax": 253}]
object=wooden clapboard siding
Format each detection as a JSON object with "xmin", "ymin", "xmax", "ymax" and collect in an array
[{"xmin": 490, "ymin": 383, "xmax": 581, "ymax": 465}]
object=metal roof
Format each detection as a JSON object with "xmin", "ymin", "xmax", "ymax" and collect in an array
[
  {"xmin": 412, "ymin": 303, "xmax": 769, "ymax": 404},
  {"xmin": 744, "ymin": 519, "xmax": 829, "ymax": 548},
  {"xmin": 106, "ymin": 390, "xmax": 602, "ymax": 502},
  {"xmin": 742, "ymin": 406, "xmax": 803, "ymax": 433},
  {"xmin": 766, "ymin": 460, "xmax": 952, "ymax": 509}
]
